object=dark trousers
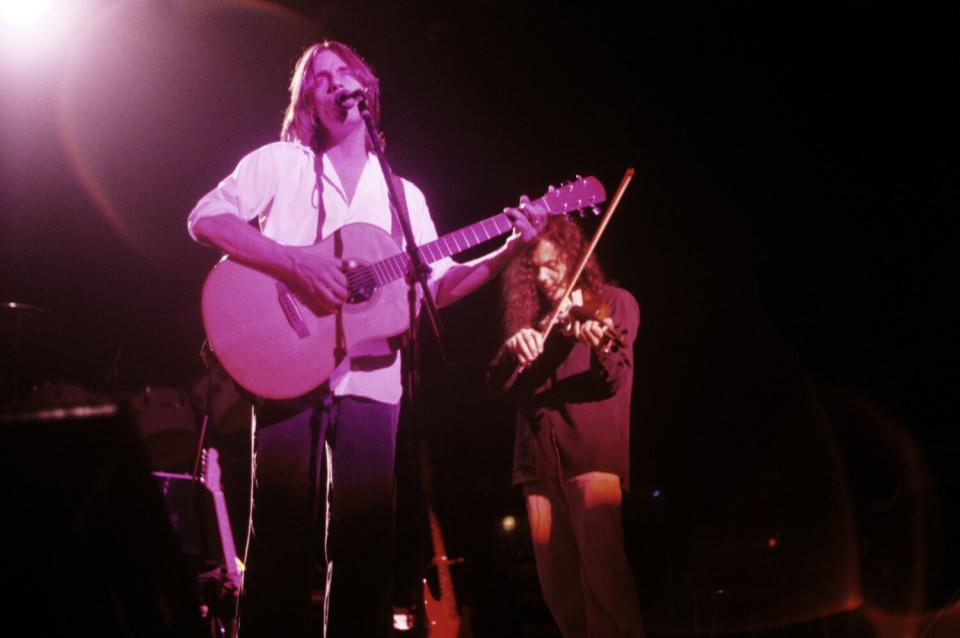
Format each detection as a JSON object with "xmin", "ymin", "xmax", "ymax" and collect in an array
[{"xmin": 239, "ymin": 394, "xmax": 400, "ymax": 638}]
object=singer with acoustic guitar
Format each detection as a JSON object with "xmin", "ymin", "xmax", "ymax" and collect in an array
[
  {"xmin": 487, "ymin": 216, "xmax": 644, "ymax": 637},
  {"xmin": 187, "ymin": 41, "xmax": 550, "ymax": 638}
]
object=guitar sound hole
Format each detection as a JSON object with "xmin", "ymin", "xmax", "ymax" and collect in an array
[{"xmin": 344, "ymin": 260, "xmax": 377, "ymax": 304}]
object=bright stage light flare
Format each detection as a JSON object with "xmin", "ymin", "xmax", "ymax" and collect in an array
[
  {"xmin": 0, "ymin": 0, "xmax": 56, "ymax": 33},
  {"xmin": 1, "ymin": 0, "xmax": 89, "ymax": 68}
]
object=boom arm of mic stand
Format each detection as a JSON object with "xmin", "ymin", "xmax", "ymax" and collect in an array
[{"xmin": 356, "ymin": 100, "xmax": 450, "ymax": 377}]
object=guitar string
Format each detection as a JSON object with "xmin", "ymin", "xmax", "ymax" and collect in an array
[{"xmin": 340, "ymin": 214, "xmax": 530, "ymax": 292}]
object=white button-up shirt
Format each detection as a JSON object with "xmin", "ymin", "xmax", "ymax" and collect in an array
[{"xmin": 188, "ymin": 141, "xmax": 452, "ymax": 403}]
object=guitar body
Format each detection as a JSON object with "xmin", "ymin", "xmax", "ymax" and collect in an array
[{"xmin": 201, "ymin": 223, "xmax": 411, "ymax": 400}]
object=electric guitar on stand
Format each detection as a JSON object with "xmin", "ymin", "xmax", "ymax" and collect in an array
[
  {"xmin": 200, "ymin": 177, "xmax": 606, "ymax": 399},
  {"xmin": 201, "ymin": 447, "xmax": 242, "ymax": 638},
  {"xmin": 421, "ymin": 443, "xmax": 473, "ymax": 638},
  {"xmin": 200, "ymin": 448, "xmax": 242, "ymax": 592}
]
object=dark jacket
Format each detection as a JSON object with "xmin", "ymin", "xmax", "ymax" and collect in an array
[{"xmin": 487, "ymin": 285, "xmax": 640, "ymax": 489}]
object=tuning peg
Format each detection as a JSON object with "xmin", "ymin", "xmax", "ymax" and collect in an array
[
  {"xmin": 548, "ymin": 185, "xmax": 557, "ymax": 194},
  {"xmin": 578, "ymin": 208, "xmax": 587, "ymax": 218},
  {"xmin": 591, "ymin": 205, "xmax": 601, "ymax": 216},
  {"xmin": 575, "ymin": 174, "xmax": 583, "ymax": 182}
]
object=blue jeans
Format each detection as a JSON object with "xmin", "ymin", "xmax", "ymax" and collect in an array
[{"xmin": 240, "ymin": 393, "xmax": 400, "ymax": 638}]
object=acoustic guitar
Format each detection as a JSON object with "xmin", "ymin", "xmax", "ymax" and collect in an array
[{"xmin": 201, "ymin": 177, "xmax": 605, "ymax": 399}]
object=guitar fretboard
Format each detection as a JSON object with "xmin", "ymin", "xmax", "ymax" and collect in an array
[{"xmin": 370, "ymin": 213, "xmax": 515, "ymax": 286}]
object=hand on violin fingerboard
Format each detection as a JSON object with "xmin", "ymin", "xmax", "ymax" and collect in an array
[
  {"xmin": 506, "ymin": 327, "xmax": 545, "ymax": 366},
  {"xmin": 560, "ymin": 317, "xmax": 617, "ymax": 354}
]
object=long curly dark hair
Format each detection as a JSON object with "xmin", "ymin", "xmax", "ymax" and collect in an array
[{"xmin": 500, "ymin": 216, "xmax": 607, "ymax": 336}]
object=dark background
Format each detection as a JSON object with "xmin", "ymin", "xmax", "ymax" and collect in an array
[{"xmin": 1, "ymin": 2, "xmax": 957, "ymax": 636}]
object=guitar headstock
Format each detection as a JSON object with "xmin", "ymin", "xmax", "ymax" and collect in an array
[
  {"xmin": 201, "ymin": 447, "xmax": 222, "ymax": 492},
  {"xmin": 531, "ymin": 175, "xmax": 606, "ymax": 219}
]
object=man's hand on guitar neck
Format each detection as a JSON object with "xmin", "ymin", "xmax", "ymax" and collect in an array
[
  {"xmin": 504, "ymin": 194, "xmax": 548, "ymax": 243},
  {"xmin": 283, "ymin": 247, "xmax": 349, "ymax": 314},
  {"xmin": 433, "ymin": 194, "xmax": 548, "ymax": 308}
]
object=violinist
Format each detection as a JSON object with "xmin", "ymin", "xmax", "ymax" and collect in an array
[{"xmin": 487, "ymin": 215, "xmax": 644, "ymax": 637}]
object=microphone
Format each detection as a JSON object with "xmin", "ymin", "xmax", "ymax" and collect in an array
[{"xmin": 335, "ymin": 88, "xmax": 366, "ymax": 110}]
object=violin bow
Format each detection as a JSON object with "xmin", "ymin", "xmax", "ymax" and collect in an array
[{"xmin": 537, "ymin": 167, "xmax": 636, "ymax": 345}]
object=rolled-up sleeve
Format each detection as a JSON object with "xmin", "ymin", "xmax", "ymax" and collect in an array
[{"xmin": 187, "ymin": 146, "xmax": 278, "ymax": 242}]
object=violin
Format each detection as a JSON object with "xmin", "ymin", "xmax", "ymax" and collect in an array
[
  {"xmin": 553, "ymin": 290, "xmax": 629, "ymax": 352},
  {"xmin": 515, "ymin": 168, "xmax": 635, "ymax": 374}
]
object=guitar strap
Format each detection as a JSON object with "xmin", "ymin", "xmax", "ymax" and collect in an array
[
  {"xmin": 332, "ymin": 230, "xmax": 347, "ymax": 366},
  {"xmin": 387, "ymin": 174, "xmax": 408, "ymax": 248},
  {"xmin": 313, "ymin": 154, "xmax": 328, "ymax": 244},
  {"xmin": 387, "ymin": 173, "xmax": 413, "ymax": 353}
]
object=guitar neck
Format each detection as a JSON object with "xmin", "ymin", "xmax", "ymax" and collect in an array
[
  {"xmin": 372, "ymin": 213, "xmax": 514, "ymax": 286},
  {"xmin": 202, "ymin": 449, "xmax": 241, "ymax": 586},
  {"xmin": 213, "ymin": 491, "xmax": 240, "ymax": 578}
]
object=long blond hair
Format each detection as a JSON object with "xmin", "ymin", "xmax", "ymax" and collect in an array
[{"xmin": 280, "ymin": 41, "xmax": 381, "ymax": 151}]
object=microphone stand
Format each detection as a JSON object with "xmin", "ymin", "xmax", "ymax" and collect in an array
[
  {"xmin": 355, "ymin": 95, "xmax": 449, "ymax": 395},
  {"xmin": 356, "ymin": 95, "xmax": 445, "ymax": 635}
]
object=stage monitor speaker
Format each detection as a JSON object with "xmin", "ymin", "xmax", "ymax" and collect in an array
[{"xmin": 0, "ymin": 402, "xmax": 205, "ymax": 638}]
